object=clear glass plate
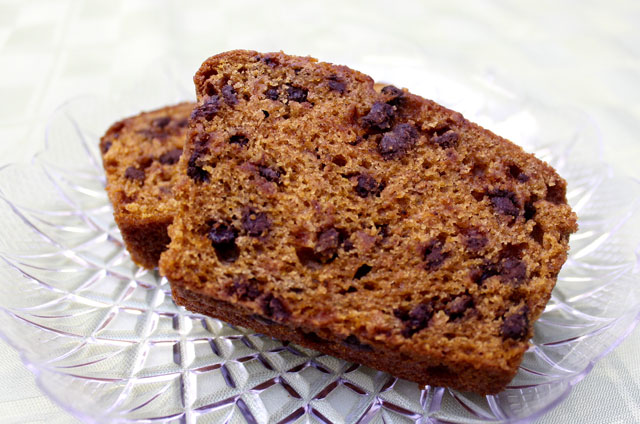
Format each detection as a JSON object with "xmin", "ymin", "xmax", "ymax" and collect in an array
[{"xmin": 0, "ymin": 64, "xmax": 639, "ymax": 424}]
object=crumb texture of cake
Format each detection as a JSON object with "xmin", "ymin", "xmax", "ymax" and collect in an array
[
  {"xmin": 100, "ymin": 102, "xmax": 194, "ymax": 268},
  {"xmin": 159, "ymin": 50, "xmax": 577, "ymax": 394}
]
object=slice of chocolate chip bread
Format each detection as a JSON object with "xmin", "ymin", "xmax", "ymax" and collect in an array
[
  {"xmin": 159, "ymin": 50, "xmax": 577, "ymax": 394},
  {"xmin": 100, "ymin": 102, "xmax": 194, "ymax": 268}
]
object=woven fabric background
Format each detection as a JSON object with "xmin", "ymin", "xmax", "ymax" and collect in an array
[{"xmin": 0, "ymin": 1, "xmax": 638, "ymax": 423}]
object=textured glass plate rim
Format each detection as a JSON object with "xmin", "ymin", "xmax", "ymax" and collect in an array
[{"xmin": 0, "ymin": 62, "xmax": 638, "ymax": 424}]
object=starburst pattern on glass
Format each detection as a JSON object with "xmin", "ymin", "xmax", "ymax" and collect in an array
[{"xmin": 0, "ymin": 69, "xmax": 638, "ymax": 424}]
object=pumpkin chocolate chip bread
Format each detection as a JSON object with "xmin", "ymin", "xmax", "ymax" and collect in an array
[
  {"xmin": 100, "ymin": 102, "xmax": 194, "ymax": 268},
  {"xmin": 159, "ymin": 50, "xmax": 577, "ymax": 394}
]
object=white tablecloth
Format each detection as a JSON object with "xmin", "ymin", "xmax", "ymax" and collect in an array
[{"xmin": 1, "ymin": 1, "xmax": 638, "ymax": 422}]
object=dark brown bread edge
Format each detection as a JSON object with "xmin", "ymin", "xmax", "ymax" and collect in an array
[
  {"xmin": 100, "ymin": 117, "xmax": 171, "ymax": 270},
  {"xmin": 115, "ymin": 215, "xmax": 172, "ymax": 269},
  {"xmin": 100, "ymin": 119, "xmax": 167, "ymax": 269},
  {"xmin": 173, "ymin": 283, "xmax": 516, "ymax": 394}
]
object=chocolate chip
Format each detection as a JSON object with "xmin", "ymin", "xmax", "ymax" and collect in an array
[
  {"xmin": 501, "ymin": 306, "xmax": 529, "ymax": 340},
  {"xmin": 260, "ymin": 56, "xmax": 279, "ymax": 67},
  {"xmin": 101, "ymin": 140, "xmax": 112, "ymax": 154},
  {"xmin": 231, "ymin": 278, "xmax": 262, "ymax": 301},
  {"xmin": 471, "ymin": 262, "xmax": 499, "ymax": 285},
  {"xmin": 432, "ymin": 130, "xmax": 459, "ymax": 148},
  {"xmin": 262, "ymin": 110, "xmax": 270, "ymax": 118},
  {"xmin": 187, "ymin": 135, "xmax": 211, "ymax": 183},
  {"xmin": 187, "ymin": 158, "xmax": 209, "ymax": 183},
  {"xmin": 124, "ymin": 166, "xmax": 145, "ymax": 181},
  {"xmin": 176, "ymin": 118, "xmax": 189, "ymax": 128},
  {"xmin": 152, "ymin": 116, "xmax": 171, "ymax": 128},
  {"xmin": 488, "ymin": 189, "xmax": 520, "ymax": 218},
  {"xmin": 315, "ymin": 228, "xmax": 341, "ymax": 263},
  {"xmin": 287, "ymin": 85, "xmax": 308, "ymax": 103},
  {"xmin": 328, "ymin": 80, "xmax": 346, "ymax": 94},
  {"xmin": 395, "ymin": 302, "xmax": 434, "ymax": 337},
  {"xmin": 362, "ymin": 102, "xmax": 395, "ymax": 131},
  {"xmin": 258, "ymin": 165, "xmax": 281, "ymax": 182},
  {"xmin": 472, "ymin": 255, "xmax": 527, "ymax": 287},
  {"xmin": 381, "ymin": 85, "xmax": 403, "ymax": 97},
  {"xmin": 445, "ymin": 295, "xmax": 473, "ymax": 320},
  {"xmin": 208, "ymin": 222, "xmax": 237, "ymax": 246},
  {"xmin": 353, "ymin": 264, "xmax": 372, "ymax": 279},
  {"xmin": 500, "ymin": 257, "xmax": 527, "ymax": 286},
  {"xmin": 221, "ymin": 85, "xmax": 238, "ymax": 106},
  {"xmin": 463, "ymin": 229, "xmax": 487, "ymax": 251},
  {"xmin": 261, "ymin": 294, "xmax": 290, "ymax": 321},
  {"xmin": 327, "ymin": 75, "xmax": 346, "ymax": 94},
  {"xmin": 229, "ymin": 134, "xmax": 249, "ymax": 146},
  {"xmin": 136, "ymin": 128, "xmax": 168, "ymax": 141},
  {"xmin": 355, "ymin": 173, "xmax": 382, "ymax": 197},
  {"xmin": 208, "ymin": 222, "xmax": 239, "ymax": 262},
  {"xmin": 191, "ymin": 96, "xmax": 220, "ymax": 122},
  {"xmin": 242, "ymin": 210, "xmax": 271, "ymax": 237},
  {"xmin": 342, "ymin": 335, "xmax": 373, "ymax": 351},
  {"xmin": 378, "ymin": 123, "xmax": 419, "ymax": 159},
  {"xmin": 265, "ymin": 87, "xmax": 279, "ymax": 100},
  {"xmin": 424, "ymin": 239, "xmax": 446, "ymax": 270},
  {"xmin": 381, "ymin": 85, "xmax": 404, "ymax": 105},
  {"xmin": 158, "ymin": 148, "xmax": 183, "ymax": 165}
]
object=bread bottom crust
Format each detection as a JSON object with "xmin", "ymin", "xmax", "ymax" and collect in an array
[{"xmin": 172, "ymin": 283, "xmax": 515, "ymax": 394}]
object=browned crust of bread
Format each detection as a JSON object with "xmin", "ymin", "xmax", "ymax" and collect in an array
[
  {"xmin": 173, "ymin": 284, "xmax": 515, "ymax": 394},
  {"xmin": 115, "ymin": 215, "xmax": 173, "ymax": 269}
]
